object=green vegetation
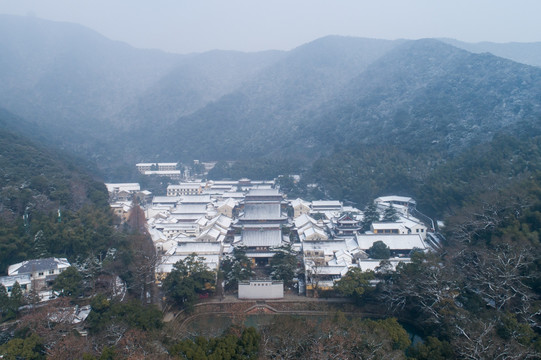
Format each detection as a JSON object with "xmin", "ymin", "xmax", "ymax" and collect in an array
[
  {"xmin": 368, "ymin": 240, "xmax": 391, "ymax": 259},
  {"xmin": 163, "ymin": 254, "xmax": 216, "ymax": 311},
  {"xmin": 0, "ymin": 126, "xmax": 115, "ymax": 274},
  {"xmin": 207, "ymin": 158, "xmax": 303, "ymax": 182},
  {"xmin": 86, "ymin": 294, "xmax": 163, "ymax": 334},
  {"xmin": 333, "ymin": 267, "xmax": 375, "ymax": 304},
  {"xmin": 269, "ymin": 244, "xmax": 298, "ymax": 287},
  {"xmin": 170, "ymin": 327, "xmax": 260, "ymax": 360},
  {"xmin": 0, "ymin": 283, "xmax": 23, "ymax": 321},
  {"xmin": 259, "ymin": 315, "xmax": 410, "ymax": 358},
  {"xmin": 52, "ymin": 266, "xmax": 83, "ymax": 298},
  {"xmin": 0, "ymin": 333, "xmax": 45, "ymax": 360},
  {"xmin": 220, "ymin": 247, "xmax": 254, "ymax": 291},
  {"xmin": 361, "ymin": 202, "xmax": 380, "ymax": 231}
]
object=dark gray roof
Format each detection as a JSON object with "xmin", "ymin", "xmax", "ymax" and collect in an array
[{"xmin": 8, "ymin": 257, "xmax": 70, "ymax": 275}]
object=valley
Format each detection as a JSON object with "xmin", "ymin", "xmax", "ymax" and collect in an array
[{"xmin": 1, "ymin": 13, "xmax": 541, "ymax": 359}]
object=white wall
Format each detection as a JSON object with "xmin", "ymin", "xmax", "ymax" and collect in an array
[{"xmin": 238, "ymin": 280, "xmax": 284, "ymax": 299}]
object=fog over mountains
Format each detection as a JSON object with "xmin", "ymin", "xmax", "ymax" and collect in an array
[{"xmin": 1, "ymin": 14, "xmax": 541, "ymax": 182}]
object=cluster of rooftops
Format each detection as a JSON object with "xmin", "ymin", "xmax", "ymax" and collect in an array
[
  {"xmin": 107, "ymin": 180, "xmax": 437, "ymax": 293},
  {"xmin": 1, "ymin": 178, "xmax": 437, "ymax": 299}
]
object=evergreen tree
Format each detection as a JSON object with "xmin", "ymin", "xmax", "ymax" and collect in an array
[
  {"xmin": 361, "ymin": 203, "xmax": 380, "ymax": 231},
  {"xmin": 220, "ymin": 247, "xmax": 254, "ymax": 291},
  {"xmin": 270, "ymin": 244, "xmax": 298, "ymax": 287},
  {"xmin": 334, "ymin": 267, "xmax": 375, "ymax": 304},
  {"xmin": 0, "ymin": 285, "xmax": 9, "ymax": 320},
  {"xmin": 32, "ymin": 230, "xmax": 48, "ymax": 259},
  {"xmin": 368, "ymin": 241, "xmax": 391, "ymax": 259},
  {"xmin": 163, "ymin": 254, "xmax": 215, "ymax": 310},
  {"xmin": 52, "ymin": 266, "xmax": 83, "ymax": 298},
  {"xmin": 382, "ymin": 204, "xmax": 399, "ymax": 222}
]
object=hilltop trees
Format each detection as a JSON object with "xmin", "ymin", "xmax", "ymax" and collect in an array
[
  {"xmin": 169, "ymin": 327, "xmax": 260, "ymax": 360},
  {"xmin": 361, "ymin": 202, "xmax": 380, "ymax": 231},
  {"xmin": 334, "ymin": 267, "xmax": 375, "ymax": 304},
  {"xmin": 382, "ymin": 204, "xmax": 399, "ymax": 222},
  {"xmin": 163, "ymin": 254, "xmax": 216, "ymax": 310},
  {"xmin": 368, "ymin": 240, "xmax": 391, "ymax": 259},
  {"xmin": 270, "ymin": 244, "xmax": 298, "ymax": 287},
  {"xmin": 220, "ymin": 247, "xmax": 254, "ymax": 291},
  {"xmin": 52, "ymin": 266, "xmax": 83, "ymax": 298}
]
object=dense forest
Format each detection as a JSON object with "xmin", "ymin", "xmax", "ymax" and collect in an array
[{"xmin": 0, "ymin": 123, "xmax": 115, "ymax": 273}]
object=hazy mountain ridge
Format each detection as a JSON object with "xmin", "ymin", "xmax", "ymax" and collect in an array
[
  {"xmin": 152, "ymin": 36, "xmax": 405, "ymax": 160},
  {"xmin": 154, "ymin": 38, "xmax": 541, "ymax": 161},
  {"xmin": 116, "ymin": 49, "xmax": 286, "ymax": 129},
  {"xmin": 441, "ymin": 38, "xmax": 541, "ymax": 68},
  {"xmin": 1, "ymin": 15, "xmax": 541, "ymax": 178},
  {"xmin": 0, "ymin": 15, "xmax": 183, "ymax": 128},
  {"xmin": 306, "ymin": 39, "xmax": 541, "ymax": 153}
]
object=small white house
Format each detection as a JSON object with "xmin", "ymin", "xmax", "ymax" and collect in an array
[
  {"xmin": 8, "ymin": 257, "xmax": 71, "ymax": 291},
  {"xmin": 0, "ymin": 274, "xmax": 32, "ymax": 295}
]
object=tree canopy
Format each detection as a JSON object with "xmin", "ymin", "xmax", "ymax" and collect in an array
[
  {"xmin": 368, "ymin": 240, "xmax": 391, "ymax": 259},
  {"xmin": 163, "ymin": 254, "xmax": 216, "ymax": 310}
]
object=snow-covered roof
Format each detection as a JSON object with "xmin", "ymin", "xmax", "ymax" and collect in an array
[
  {"xmin": 105, "ymin": 183, "xmax": 140, "ymax": 193},
  {"xmin": 171, "ymin": 204, "xmax": 208, "ymax": 215},
  {"xmin": 197, "ymin": 227, "xmax": 222, "ymax": 241},
  {"xmin": 242, "ymin": 203, "xmax": 283, "ymax": 220},
  {"xmin": 172, "ymin": 242, "xmax": 223, "ymax": 255},
  {"xmin": 398, "ymin": 216, "xmax": 426, "ymax": 229},
  {"xmin": 168, "ymin": 183, "xmax": 202, "ymax": 189},
  {"xmin": 179, "ymin": 195, "xmax": 211, "ymax": 204},
  {"xmin": 357, "ymin": 258, "xmax": 407, "ymax": 272},
  {"xmin": 375, "ymin": 196, "xmax": 416, "ymax": 205},
  {"xmin": 291, "ymin": 198, "xmax": 310, "ymax": 208},
  {"xmin": 303, "ymin": 240, "xmax": 351, "ymax": 257},
  {"xmin": 158, "ymin": 254, "xmax": 220, "ymax": 272},
  {"xmin": 371, "ymin": 222, "xmax": 408, "ymax": 231},
  {"xmin": 356, "ymin": 234, "xmax": 426, "ymax": 251},
  {"xmin": 245, "ymin": 188, "xmax": 281, "ymax": 197},
  {"xmin": 241, "ymin": 228, "xmax": 282, "ymax": 247},
  {"xmin": 148, "ymin": 227, "xmax": 167, "ymax": 242},
  {"xmin": 302, "ymin": 226, "xmax": 328, "ymax": 241},
  {"xmin": 218, "ymin": 198, "xmax": 237, "ymax": 209},
  {"xmin": 294, "ymin": 213, "xmax": 318, "ymax": 229},
  {"xmin": 8, "ymin": 257, "xmax": 71, "ymax": 275},
  {"xmin": 305, "ymin": 261, "xmax": 349, "ymax": 276},
  {"xmin": 221, "ymin": 193, "xmax": 244, "ymax": 202},
  {"xmin": 156, "ymin": 223, "xmax": 199, "ymax": 231},
  {"xmin": 0, "ymin": 274, "xmax": 32, "ymax": 287},
  {"xmin": 153, "ymin": 196, "xmax": 181, "ymax": 204},
  {"xmin": 145, "ymin": 170, "xmax": 181, "ymax": 175},
  {"xmin": 311, "ymin": 200, "xmax": 342, "ymax": 209}
]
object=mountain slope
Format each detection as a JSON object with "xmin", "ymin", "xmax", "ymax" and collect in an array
[
  {"xmin": 441, "ymin": 38, "xmax": 541, "ymax": 68},
  {"xmin": 0, "ymin": 15, "xmax": 182, "ymax": 129},
  {"xmin": 147, "ymin": 38, "xmax": 541, "ymax": 163},
  {"xmin": 306, "ymin": 39, "xmax": 541, "ymax": 154},
  {"xmin": 120, "ymin": 49, "xmax": 285, "ymax": 128},
  {"xmin": 151, "ymin": 36, "xmax": 404, "ymax": 160},
  {"xmin": 0, "ymin": 15, "xmax": 285, "ymax": 159},
  {"xmin": 0, "ymin": 108, "xmax": 114, "ymax": 273},
  {"xmin": 1, "ymin": 15, "xmax": 541, "ymax": 180}
]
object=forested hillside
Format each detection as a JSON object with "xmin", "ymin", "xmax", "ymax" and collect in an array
[
  {"xmin": 2, "ymin": 15, "xmax": 541, "ymax": 189},
  {"xmin": 147, "ymin": 39, "xmax": 541, "ymax": 168},
  {"xmin": 0, "ymin": 109, "xmax": 114, "ymax": 273}
]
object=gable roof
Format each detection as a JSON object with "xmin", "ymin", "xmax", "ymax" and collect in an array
[{"xmin": 8, "ymin": 257, "xmax": 70, "ymax": 275}]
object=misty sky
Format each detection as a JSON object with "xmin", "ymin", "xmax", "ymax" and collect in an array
[{"xmin": 1, "ymin": 0, "xmax": 540, "ymax": 54}]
